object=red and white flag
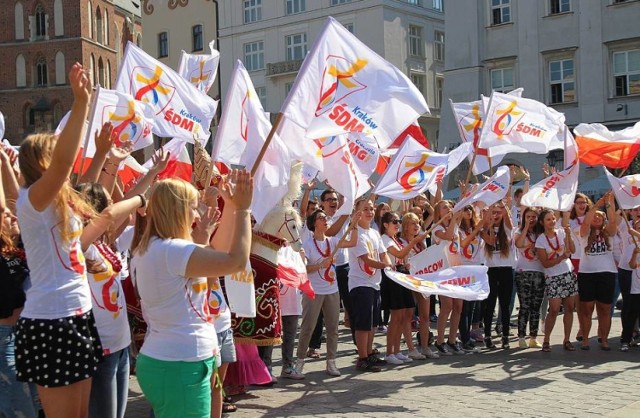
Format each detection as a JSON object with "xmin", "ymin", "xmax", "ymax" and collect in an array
[
  {"xmin": 453, "ymin": 165, "xmax": 511, "ymax": 212},
  {"xmin": 520, "ymin": 128, "xmax": 579, "ymax": 211},
  {"xmin": 116, "ymin": 42, "xmax": 218, "ymax": 143},
  {"xmin": 605, "ymin": 168, "xmax": 640, "ymax": 209},
  {"xmin": 277, "ymin": 246, "xmax": 315, "ymax": 299},
  {"xmin": 178, "ymin": 40, "xmax": 220, "ymax": 94},
  {"xmin": 144, "ymin": 138, "xmax": 192, "ymax": 182},
  {"xmin": 373, "ymin": 136, "xmax": 447, "ymax": 200},
  {"xmin": 574, "ymin": 122, "xmax": 640, "ymax": 169},
  {"xmin": 478, "ymin": 91, "xmax": 565, "ymax": 157},
  {"xmin": 279, "ymin": 17, "xmax": 429, "ymax": 169},
  {"xmin": 118, "ymin": 156, "xmax": 148, "ymax": 193}
]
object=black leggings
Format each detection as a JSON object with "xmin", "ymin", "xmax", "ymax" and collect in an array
[
  {"xmin": 621, "ymin": 293, "xmax": 640, "ymax": 344},
  {"xmin": 484, "ymin": 266, "xmax": 514, "ymax": 338},
  {"xmin": 515, "ymin": 271, "xmax": 545, "ymax": 337}
]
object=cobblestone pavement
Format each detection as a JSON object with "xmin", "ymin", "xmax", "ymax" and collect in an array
[{"xmin": 125, "ymin": 312, "xmax": 640, "ymax": 418}]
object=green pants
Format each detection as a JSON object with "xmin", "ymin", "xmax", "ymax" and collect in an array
[{"xmin": 137, "ymin": 354, "xmax": 216, "ymax": 418}]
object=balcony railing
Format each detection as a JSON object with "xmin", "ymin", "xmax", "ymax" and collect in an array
[{"xmin": 266, "ymin": 59, "xmax": 304, "ymax": 77}]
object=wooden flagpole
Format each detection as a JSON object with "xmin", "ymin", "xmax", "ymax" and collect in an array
[{"xmin": 250, "ymin": 112, "xmax": 284, "ymax": 176}]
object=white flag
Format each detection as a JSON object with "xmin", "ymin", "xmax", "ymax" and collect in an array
[
  {"xmin": 385, "ymin": 266, "xmax": 489, "ymax": 301},
  {"xmin": 251, "ymin": 136, "xmax": 293, "ymax": 225},
  {"xmin": 115, "ymin": 42, "xmax": 218, "ymax": 143},
  {"xmin": 605, "ymin": 168, "xmax": 640, "ymax": 209},
  {"xmin": 345, "ymin": 133, "xmax": 381, "ymax": 176},
  {"xmin": 280, "ymin": 17, "xmax": 429, "ymax": 169},
  {"xmin": 178, "ymin": 40, "xmax": 220, "ymax": 94},
  {"xmin": 426, "ymin": 142, "xmax": 474, "ymax": 195},
  {"xmin": 453, "ymin": 165, "xmax": 511, "ymax": 212},
  {"xmin": 521, "ymin": 129, "xmax": 579, "ymax": 211},
  {"xmin": 223, "ymin": 260, "xmax": 256, "ymax": 318},
  {"xmin": 409, "ymin": 245, "xmax": 449, "ymax": 275},
  {"xmin": 373, "ymin": 136, "xmax": 449, "ymax": 200},
  {"xmin": 478, "ymin": 91, "xmax": 565, "ymax": 157},
  {"xmin": 0, "ymin": 111, "xmax": 4, "ymax": 139}
]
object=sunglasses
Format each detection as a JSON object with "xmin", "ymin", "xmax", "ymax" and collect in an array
[
  {"xmin": 323, "ymin": 198, "xmax": 338, "ymax": 202},
  {"xmin": 390, "ymin": 219, "xmax": 401, "ymax": 224}
]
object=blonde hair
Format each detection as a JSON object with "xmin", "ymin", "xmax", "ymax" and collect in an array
[
  {"xmin": 19, "ymin": 133, "xmax": 95, "ymax": 242},
  {"xmin": 585, "ymin": 210, "xmax": 611, "ymax": 253},
  {"xmin": 432, "ymin": 200, "xmax": 453, "ymax": 225},
  {"xmin": 401, "ymin": 212, "xmax": 420, "ymax": 238},
  {"xmin": 134, "ymin": 179, "xmax": 198, "ymax": 255}
]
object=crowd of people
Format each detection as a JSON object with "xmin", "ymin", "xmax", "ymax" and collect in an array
[{"xmin": 1, "ymin": 64, "xmax": 640, "ymax": 418}]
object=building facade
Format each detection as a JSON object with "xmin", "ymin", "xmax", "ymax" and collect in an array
[
  {"xmin": 0, "ymin": 0, "xmax": 142, "ymax": 143},
  {"xmin": 439, "ymin": 0, "xmax": 640, "ymax": 196},
  {"xmin": 216, "ymin": 0, "xmax": 444, "ymax": 145}
]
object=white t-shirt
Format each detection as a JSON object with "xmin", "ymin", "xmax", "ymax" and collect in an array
[
  {"xmin": 85, "ymin": 244, "xmax": 131, "ymax": 354},
  {"xmin": 535, "ymin": 229, "xmax": 573, "ymax": 277},
  {"xmin": 279, "ymin": 284, "xmax": 302, "ymax": 316},
  {"xmin": 631, "ymin": 264, "xmax": 640, "ymax": 295},
  {"xmin": 483, "ymin": 226, "xmax": 515, "ymax": 268},
  {"xmin": 348, "ymin": 226, "xmax": 386, "ymax": 291},
  {"xmin": 302, "ymin": 235, "xmax": 340, "ymax": 295},
  {"xmin": 327, "ymin": 214, "xmax": 349, "ymax": 266},
  {"xmin": 381, "ymin": 234, "xmax": 404, "ymax": 266},
  {"xmin": 515, "ymin": 229, "xmax": 544, "ymax": 273},
  {"xmin": 115, "ymin": 225, "xmax": 135, "ymax": 279},
  {"xmin": 208, "ymin": 277, "xmax": 232, "ymax": 333},
  {"xmin": 617, "ymin": 221, "xmax": 636, "ymax": 271},
  {"xmin": 459, "ymin": 229, "xmax": 485, "ymax": 265},
  {"xmin": 16, "ymin": 189, "xmax": 92, "ymax": 319},
  {"xmin": 569, "ymin": 217, "xmax": 585, "ymax": 260},
  {"xmin": 577, "ymin": 231, "xmax": 617, "ymax": 274},
  {"xmin": 131, "ymin": 238, "xmax": 217, "ymax": 361},
  {"xmin": 432, "ymin": 224, "xmax": 462, "ymax": 266}
]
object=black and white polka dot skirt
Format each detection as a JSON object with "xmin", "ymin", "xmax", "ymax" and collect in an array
[{"xmin": 15, "ymin": 310, "xmax": 103, "ymax": 387}]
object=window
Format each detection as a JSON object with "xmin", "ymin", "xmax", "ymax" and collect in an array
[
  {"xmin": 55, "ymin": 51, "xmax": 65, "ymax": 85},
  {"xmin": 158, "ymin": 32, "xmax": 168, "ymax": 58},
  {"xmin": 409, "ymin": 25, "xmax": 423, "ymax": 57},
  {"xmin": 285, "ymin": 82, "xmax": 294, "ymax": 96},
  {"xmin": 244, "ymin": 0, "xmax": 262, "ymax": 24},
  {"xmin": 410, "ymin": 73, "xmax": 425, "ymax": 94},
  {"xmin": 104, "ymin": 9, "xmax": 109, "ymax": 45},
  {"xmin": 36, "ymin": 59, "xmax": 48, "ymax": 87},
  {"xmin": 490, "ymin": 67, "xmax": 514, "ymax": 92},
  {"xmin": 491, "ymin": 0, "xmax": 511, "ymax": 25},
  {"xmin": 343, "ymin": 22, "xmax": 354, "ymax": 33},
  {"xmin": 331, "ymin": 0, "xmax": 352, "ymax": 5},
  {"xmin": 54, "ymin": 0, "xmax": 63, "ymax": 37},
  {"xmin": 286, "ymin": 0, "xmax": 305, "ymax": 14},
  {"xmin": 405, "ymin": 0, "xmax": 421, "ymax": 5},
  {"xmin": 435, "ymin": 77, "xmax": 444, "ymax": 108},
  {"xmin": 96, "ymin": 7, "xmax": 103, "ymax": 44},
  {"xmin": 106, "ymin": 61, "xmax": 111, "ymax": 89},
  {"xmin": 549, "ymin": 0, "xmax": 570, "ymax": 14},
  {"xmin": 614, "ymin": 50, "xmax": 640, "ymax": 96},
  {"xmin": 16, "ymin": 55, "xmax": 26, "ymax": 87},
  {"xmin": 549, "ymin": 59, "xmax": 575, "ymax": 103},
  {"xmin": 35, "ymin": 4, "xmax": 46, "ymax": 38},
  {"xmin": 244, "ymin": 41, "xmax": 264, "ymax": 71},
  {"xmin": 192, "ymin": 24, "xmax": 203, "ymax": 51},
  {"xmin": 256, "ymin": 86, "xmax": 267, "ymax": 109},
  {"xmin": 434, "ymin": 31, "xmax": 444, "ymax": 61},
  {"xmin": 15, "ymin": 2, "xmax": 24, "ymax": 40},
  {"xmin": 88, "ymin": 2, "xmax": 93, "ymax": 39},
  {"xmin": 433, "ymin": 0, "xmax": 444, "ymax": 11},
  {"xmin": 286, "ymin": 33, "xmax": 307, "ymax": 61}
]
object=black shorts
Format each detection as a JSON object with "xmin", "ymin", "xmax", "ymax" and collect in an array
[
  {"xmin": 577, "ymin": 272, "xmax": 616, "ymax": 304},
  {"xmin": 381, "ymin": 270, "xmax": 415, "ymax": 311},
  {"xmin": 349, "ymin": 287, "xmax": 381, "ymax": 331},
  {"xmin": 15, "ymin": 310, "xmax": 103, "ymax": 387}
]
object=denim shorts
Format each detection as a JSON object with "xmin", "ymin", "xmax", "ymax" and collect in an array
[{"xmin": 216, "ymin": 328, "xmax": 237, "ymax": 364}]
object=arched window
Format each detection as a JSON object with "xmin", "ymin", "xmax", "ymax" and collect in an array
[
  {"xmin": 104, "ymin": 9, "xmax": 109, "ymax": 45},
  {"xmin": 16, "ymin": 54, "xmax": 26, "ymax": 87},
  {"xmin": 15, "ymin": 2, "xmax": 24, "ymax": 40},
  {"xmin": 35, "ymin": 4, "xmax": 46, "ymax": 38},
  {"xmin": 192, "ymin": 24, "xmax": 203, "ymax": 52},
  {"xmin": 96, "ymin": 7, "xmax": 102, "ymax": 44},
  {"xmin": 90, "ymin": 54, "xmax": 96, "ymax": 86},
  {"xmin": 53, "ymin": 102, "xmax": 64, "ymax": 127},
  {"xmin": 24, "ymin": 103, "xmax": 35, "ymax": 132},
  {"xmin": 88, "ymin": 1, "xmax": 93, "ymax": 39},
  {"xmin": 54, "ymin": 0, "xmax": 63, "ymax": 36},
  {"xmin": 106, "ymin": 60, "xmax": 111, "ymax": 89},
  {"xmin": 55, "ymin": 51, "xmax": 65, "ymax": 85},
  {"xmin": 98, "ymin": 57, "xmax": 104, "ymax": 87},
  {"xmin": 36, "ymin": 58, "xmax": 48, "ymax": 87}
]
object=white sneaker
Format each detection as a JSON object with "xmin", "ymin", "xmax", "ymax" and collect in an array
[
  {"xmin": 407, "ymin": 348, "xmax": 426, "ymax": 360},
  {"xmin": 421, "ymin": 346, "xmax": 440, "ymax": 359},
  {"xmin": 395, "ymin": 352, "xmax": 413, "ymax": 363},
  {"xmin": 280, "ymin": 366, "xmax": 305, "ymax": 380},
  {"xmin": 294, "ymin": 358, "xmax": 305, "ymax": 374},
  {"xmin": 326, "ymin": 359, "xmax": 341, "ymax": 376},
  {"xmin": 519, "ymin": 338, "xmax": 528, "ymax": 349},
  {"xmin": 384, "ymin": 354, "xmax": 404, "ymax": 365}
]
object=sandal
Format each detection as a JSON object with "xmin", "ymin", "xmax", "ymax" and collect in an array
[
  {"xmin": 575, "ymin": 334, "xmax": 583, "ymax": 342},
  {"xmin": 222, "ymin": 403, "xmax": 237, "ymax": 413},
  {"xmin": 542, "ymin": 342, "xmax": 551, "ymax": 352},
  {"xmin": 563, "ymin": 341, "xmax": 576, "ymax": 351},
  {"xmin": 580, "ymin": 345, "xmax": 590, "ymax": 351},
  {"xmin": 306, "ymin": 349, "xmax": 320, "ymax": 359},
  {"xmin": 600, "ymin": 343, "xmax": 611, "ymax": 351}
]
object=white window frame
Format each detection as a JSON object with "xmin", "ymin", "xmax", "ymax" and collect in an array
[
  {"xmin": 244, "ymin": 41, "xmax": 264, "ymax": 71},
  {"xmin": 435, "ymin": 76, "xmax": 444, "ymax": 108},
  {"xmin": 343, "ymin": 22, "xmax": 355, "ymax": 33},
  {"xmin": 409, "ymin": 25, "xmax": 424, "ymax": 58},
  {"xmin": 256, "ymin": 86, "xmax": 267, "ymax": 109},
  {"xmin": 490, "ymin": 67, "xmax": 514, "ymax": 93},
  {"xmin": 331, "ymin": 0, "xmax": 352, "ymax": 5},
  {"xmin": 158, "ymin": 31, "xmax": 168, "ymax": 58},
  {"xmin": 286, "ymin": 0, "xmax": 305, "ymax": 15},
  {"xmin": 192, "ymin": 24, "xmax": 203, "ymax": 52},
  {"xmin": 549, "ymin": 58, "xmax": 575, "ymax": 104},
  {"xmin": 410, "ymin": 73, "xmax": 426, "ymax": 94},
  {"xmin": 613, "ymin": 49, "xmax": 640, "ymax": 97},
  {"xmin": 432, "ymin": 0, "xmax": 444, "ymax": 12},
  {"xmin": 286, "ymin": 33, "xmax": 307, "ymax": 61},
  {"xmin": 434, "ymin": 30, "xmax": 444, "ymax": 62},
  {"xmin": 549, "ymin": 0, "xmax": 570, "ymax": 14},
  {"xmin": 244, "ymin": 0, "xmax": 262, "ymax": 24},
  {"xmin": 491, "ymin": 0, "xmax": 511, "ymax": 25}
]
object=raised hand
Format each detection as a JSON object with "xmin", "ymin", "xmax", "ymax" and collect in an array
[
  {"xmin": 150, "ymin": 149, "xmax": 170, "ymax": 175},
  {"xmin": 69, "ymin": 63, "xmax": 91, "ymax": 104},
  {"xmin": 110, "ymin": 142, "xmax": 133, "ymax": 162},
  {"xmin": 542, "ymin": 163, "xmax": 550, "ymax": 177},
  {"xmin": 522, "ymin": 167, "xmax": 530, "ymax": 181},
  {"xmin": 95, "ymin": 122, "xmax": 114, "ymax": 156},
  {"xmin": 220, "ymin": 169, "xmax": 253, "ymax": 210}
]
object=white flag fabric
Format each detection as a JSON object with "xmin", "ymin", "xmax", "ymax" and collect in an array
[
  {"xmin": 251, "ymin": 136, "xmax": 293, "ymax": 225},
  {"xmin": 373, "ymin": 136, "xmax": 448, "ymax": 200},
  {"xmin": 0, "ymin": 111, "xmax": 5, "ymax": 139},
  {"xmin": 605, "ymin": 168, "xmax": 640, "ymax": 209},
  {"xmin": 178, "ymin": 40, "xmax": 220, "ymax": 94},
  {"xmin": 521, "ymin": 129, "xmax": 579, "ymax": 211},
  {"xmin": 223, "ymin": 260, "xmax": 256, "ymax": 318},
  {"xmin": 478, "ymin": 91, "xmax": 565, "ymax": 157},
  {"xmin": 280, "ymin": 17, "xmax": 429, "ymax": 168},
  {"xmin": 385, "ymin": 266, "xmax": 489, "ymax": 301},
  {"xmin": 84, "ymin": 86, "xmax": 155, "ymax": 158},
  {"xmin": 453, "ymin": 165, "xmax": 511, "ymax": 212},
  {"xmin": 426, "ymin": 142, "xmax": 474, "ymax": 195},
  {"xmin": 409, "ymin": 245, "xmax": 449, "ymax": 275},
  {"xmin": 346, "ymin": 133, "xmax": 381, "ymax": 176},
  {"xmin": 211, "ymin": 60, "xmax": 272, "ymax": 170},
  {"xmin": 116, "ymin": 42, "xmax": 217, "ymax": 143}
]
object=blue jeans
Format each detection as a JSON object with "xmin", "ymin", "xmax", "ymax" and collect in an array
[
  {"xmin": 0, "ymin": 325, "xmax": 39, "ymax": 418},
  {"xmin": 89, "ymin": 347, "xmax": 130, "ymax": 418}
]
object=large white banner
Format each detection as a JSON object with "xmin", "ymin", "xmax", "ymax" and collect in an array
[
  {"xmin": 223, "ymin": 260, "xmax": 256, "ymax": 318},
  {"xmin": 453, "ymin": 165, "xmax": 511, "ymax": 212},
  {"xmin": 409, "ymin": 244, "xmax": 449, "ymax": 275},
  {"xmin": 385, "ymin": 266, "xmax": 489, "ymax": 301}
]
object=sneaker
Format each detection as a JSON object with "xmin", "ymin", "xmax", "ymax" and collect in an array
[
  {"xmin": 356, "ymin": 357, "xmax": 381, "ymax": 372},
  {"xmin": 430, "ymin": 314, "xmax": 438, "ymax": 323},
  {"xmin": 384, "ymin": 354, "xmax": 404, "ymax": 365},
  {"xmin": 495, "ymin": 324, "xmax": 503, "ymax": 336},
  {"xmin": 367, "ymin": 354, "xmax": 387, "ymax": 365},
  {"xmin": 447, "ymin": 341, "xmax": 465, "ymax": 355},
  {"xmin": 280, "ymin": 366, "xmax": 305, "ymax": 380},
  {"xmin": 528, "ymin": 338, "xmax": 542, "ymax": 348},
  {"xmin": 420, "ymin": 346, "xmax": 440, "ymax": 359},
  {"xmin": 518, "ymin": 338, "xmax": 528, "ymax": 349},
  {"xmin": 620, "ymin": 343, "xmax": 630, "ymax": 352},
  {"xmin": 501, "ymin": 336, "xmax": 510, "ymax": 349},
  {"xmin": 407, "ymin": 348, "xmax": 426, "ymax": 360},
  {"xmin": 294, "ymin": 358, "xmax": 305, "ymax": 374},
  {"xmin": 485, "ymin": 337, "xmax": 496, "ymax": 349},
  {"xmin": 462, "ymin": 341, "xmax": 481, "ymax": 353},
  {"xmin": 395, "ymin": 352, "xmax": 413, "ymax": 363},
  {"xmin": 377, "ymin": 325, "xmax": 388, "ymax": 333},
  {"xmin": 434, "ymin": 342, "xmax": 453, "ymax": 356},
  {"xmin": 326, "ymin": 359, "xmax": 341, "ymax": 376}
]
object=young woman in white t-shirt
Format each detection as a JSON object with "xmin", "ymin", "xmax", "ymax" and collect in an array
[
  {"xmin": 131, "ymin": 172, "xmax": 252, "ymax": 418},
  {"xmin": 622, "ymin": 232, "xmax": 640, "ymax": 351},
  {"xmin": 569, "ymin": 193, "xmax": 592, "ymax": 342},
  {"xmin": 577, "ymin": 192, "xmax": 617, "ymax": 351}
]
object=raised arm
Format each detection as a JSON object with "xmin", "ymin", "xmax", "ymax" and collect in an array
[
  {"xmin": 604, "ymin": 192, "xmax": 618, "ymax": 236},
  {"xmin": 123, "ymin": 149, "xmax": 170, "ymax": 200},
  {"xmin": 80, "ymin": 194, "xmax": 146, "ymax": 250},
  {"xmin": 581, "ymin": 195, "xmax": 606, "ymax": 237},
  {"xmin": 79, "ymin": 122, "xmax": 114, "ymax": 184},
  {"xmin": 0, "ymin": 147, "xmax": 20, "ymax": 212}
]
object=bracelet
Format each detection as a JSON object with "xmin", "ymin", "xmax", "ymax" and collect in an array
[
  {"xmin": 101, "ymin": 167, "xmax": 116, "ymax": 177},
  {"xmin": 137, "ymin": 194, "xmax": 146, "ymax": 208},
  {"xmin": 234, "ymin": 209, "xmax": 251, "ymax": 215}
]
